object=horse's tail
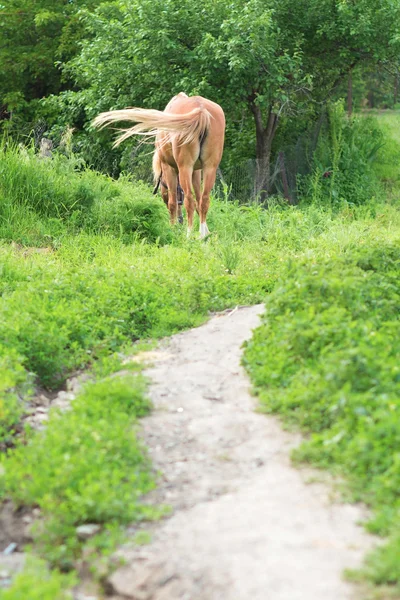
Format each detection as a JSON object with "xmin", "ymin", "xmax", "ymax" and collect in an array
[
  {"xmin": 152, "ymin": 150, "xmax": 162, "ymax": 184},
  {"xmin": 92, "ymin": 106, "xmax": 212, "ymax": 148},
  {"xmin": 152, "ymin": 150, "xmax": 162, "ymax": 195}
]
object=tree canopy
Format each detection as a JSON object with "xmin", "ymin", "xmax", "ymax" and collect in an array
[
  {"xmin": 0, "ymin": 0, "xmax": 98, "ymax": 110},
  {"xmin": 2, "ymin": 0, "xmax": 400, "ymax": 188}
]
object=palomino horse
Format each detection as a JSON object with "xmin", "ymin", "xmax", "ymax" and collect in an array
[{"xmin": 93, "ymin": 93, "xmax": 225, "ymax": 237}]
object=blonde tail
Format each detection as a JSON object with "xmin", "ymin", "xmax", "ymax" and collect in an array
[
  {"xmin": 152, "ymin": 150, "xmax": 163, "ymax": 195},
  {"xmin": 152, "ymin": 150, "xmax": 162, "ymax": 185},
  {"xmin": 92, "ymin": 106, "xmax": 211, "ymax": 148}
]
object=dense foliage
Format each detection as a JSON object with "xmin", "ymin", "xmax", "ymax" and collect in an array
[
  {"xmin": 300, "ymin": 103, "xmax": 385, "ymax": 205},
  {"xmin": 2, "ymin": 0, "xmax": 400, "ymax": 188},
  {"xmin": 2, "ymin": 374, "xmax": 155, "ymax": 569},
  {"xmin": 0, "ymin": 144, "xmax": 171, "ymax": 242},
  {"xmin": 0, "ymin": 0, "xmax": 98, "ymax": 110}
]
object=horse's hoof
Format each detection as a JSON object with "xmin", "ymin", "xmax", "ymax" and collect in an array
[{"xmin": 199, "ymin": 223, "xmax": 210, "ymax": 238}]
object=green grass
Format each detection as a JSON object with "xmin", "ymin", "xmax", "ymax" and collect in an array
[
  {"xmin": 0, "ymin": 558, "xmax": 75, "ymax": 600},
  {"xmin": 2, "ymin": 198, "xmax": 398, "ymax": 593},
  {"xmin": 366, "ymin": 110, "xmax": 400, "ymax": 198},
  {"xmin": 0, "ymin": 164, "xmax": 357, "ymax": 442},
  {"xmin": 1, "ymin": 115, "xmax": 400, "ymax": 596},
  {"xmin": 243, "ymin": 219, "xmax": 400, "ymax": 590},
  {"xmin": 1, "ymin": 373, "xmax": 157, "ymax": 570},
  {"xmin": 0, "ymin": 143, "xmax": 172, "ymax": 246}
]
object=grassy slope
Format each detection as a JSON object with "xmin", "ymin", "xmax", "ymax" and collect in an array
[
  {"xmin": 1, "ymin": 112, "xmax": 400, "ymax": 597},
  {"xmin": 244, "ymin": 112, "xmax": 400, "ymax": 595},
  {"xmin": 1, "ymin": 147, "xmax": 342, "ymax": 596}
]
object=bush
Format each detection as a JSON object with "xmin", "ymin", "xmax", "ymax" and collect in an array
[
  {"xmin": 0, "ymin": 559, "xmax": 75, "ymax": 600},
  {"xmin": 0, "ymin": 144, "xmax": 171, "ymax": 244},
  {"xmin": 300, "ymin": 103, "xmax": 384, "ymax": 206},
  {"xmin": 87, "ymin": 177, "xmax": 171, "ymax": 243},
  {"xmin": 0, "ymin": 347, "xmax": 31, "ymax": 444},
  {"xmin": 0, "ymin": 145, "xmax": 95, "ymax": 219}
]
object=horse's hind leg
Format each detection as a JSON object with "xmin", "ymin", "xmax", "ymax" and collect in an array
[
  {"xmin": 178, "ymin": 165, "xmax": 195, "ymax": 235},
  {"xmin": 177, "ymin": 180, "xmax": 184, "ymax": 224},
  {"xmin": 199, "ymin": 166, "xmax": 217, "ymax": 238},
  {"xmin": 164, "ymin": 165, "xmax": 178, "ymax": 224},
  {"xmin": 193, "ymin": 170, "xmax": 201, "ymax": 215}
]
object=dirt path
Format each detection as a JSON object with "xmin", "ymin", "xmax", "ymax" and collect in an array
[{"xmin": 107, "ymin": 305, "xmax": 374, "ymax": 600}]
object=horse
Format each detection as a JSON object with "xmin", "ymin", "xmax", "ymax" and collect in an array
[{"xmin": 93, "ymin": 93, "xmax": 225, "ymax": 237}]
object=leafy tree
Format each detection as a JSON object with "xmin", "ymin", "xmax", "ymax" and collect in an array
[
  {"xmin": 0, "ymin": 0, "xmax": 98, "ymax": 114},
  {"xmin": 59, "ymin": 0, "xmax": 400, "ymax": 192},
  {"xmin": 363, "ymin": 64, "xmax": 400, "ymax": 109},
  {"xmin": 194, "ymin": 0, "xmax": 400, "ymax": 194},
  {"xmin": 3, "ymin": 0, "xmax": 400, "ymax": 193}
]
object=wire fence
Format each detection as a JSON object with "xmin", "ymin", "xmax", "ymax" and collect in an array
[
  {"xmin": 26, "ymin": 112, "xmax": 328, "ymax": 205},
  {"xmin": 124, "ymin": 152, "xmax": 307, "ymax": 205},
  {"xmin": 123, "ymin": 114, "xmax": 327, "ymax": 205}
]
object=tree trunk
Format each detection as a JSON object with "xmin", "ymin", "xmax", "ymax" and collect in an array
[
  {"xmin": 368, "ymin": 90, "xmax": 374, "ymax": 108},
  {"xmin": 250, "ymin": 102, "xmax": 279, "ymax": 202}
]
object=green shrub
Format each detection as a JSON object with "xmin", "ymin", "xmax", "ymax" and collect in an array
[
  {"xmin": 0, "ymin": 347, "xmax": 31, "ymax": 444},
  {"xmin": 371, "ymin": 111, "xmax": 400, "ymax": 196},
  {"xmin": 300, "ymin": 103, "xmax": 384, "ymax": 206},
  {"xmin": 0, "ymin": 145, "xmax": 95, "ymax": 218},
  {"xmin": 87, "ymin": 179, "xmax": 171, "ymax": 244},
  {"xmin": 0, "ymin": 144, "xmax": 171, "ymax": 244}
]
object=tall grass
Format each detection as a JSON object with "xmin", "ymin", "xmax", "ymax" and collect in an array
[
  {"xmin": 300, "ymin": 103, "xmax": 386, "ymax": 206},
  {"xmin": 371, "ymin": 110, "xmax": 400, "ymax": 196},
  {"xmin": 0, "ymin": 143, "xmax": 171, "ymax": 245}
]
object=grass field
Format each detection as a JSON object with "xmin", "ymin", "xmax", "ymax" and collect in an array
[
  {"xmin": 1, "ymin": 111, "xmax": 400, "ymax": 598},
  {"xmin": 243, "ymin": 112, "xmax": 400, "ymax": 594}
]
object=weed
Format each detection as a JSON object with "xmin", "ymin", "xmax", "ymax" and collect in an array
[
  {"xmin": 219, "ymin": 242, "xmax": 241, "ymax": 274},
  {"xmin": 300, "ymin": 105, "xmax": 385, "ymax": 206},
  {"xmin": 134, "ymin": 531, "xmax": 152, "ymax": 545}
]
